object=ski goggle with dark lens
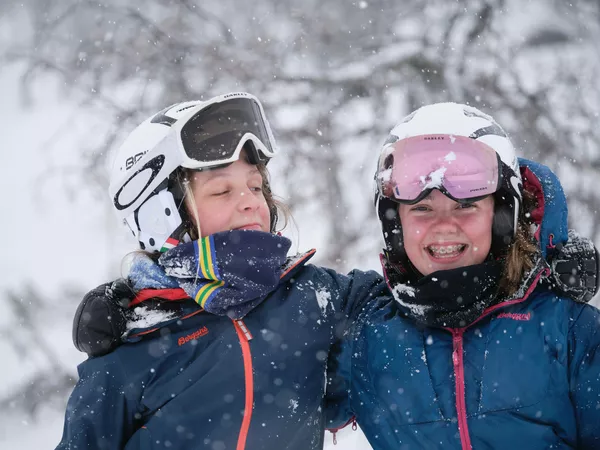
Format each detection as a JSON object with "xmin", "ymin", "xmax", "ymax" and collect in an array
[
  {"xmin": 174, "ymin": 93, "xmax": 276, "ymax": 169},
  {"xmin": 376, "ymin": 134, "xmax": 502, "ymax": 204}
]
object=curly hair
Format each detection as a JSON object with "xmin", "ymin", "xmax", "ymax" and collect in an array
[{"xmin": 498, "ymin": 188, "xmax": 540, "ymax": 297}]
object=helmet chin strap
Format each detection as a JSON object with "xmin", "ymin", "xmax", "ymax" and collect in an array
[{"xmin": 165, "ymin": 222, "xmax": 192, "ymax": 250}]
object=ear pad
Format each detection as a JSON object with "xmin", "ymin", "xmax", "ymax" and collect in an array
[
  {"xmin": 377, "ymin": 196, "xmax": 404, "ymax": 261},
  {"xmin": 491, "ymin": 194, "xmax": 517, "ymax": 257}
]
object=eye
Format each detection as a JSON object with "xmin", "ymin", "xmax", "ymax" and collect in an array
[
  {"xmin": 249, "ymin": 175, "xmax": 264, "ymax": 193},
  {"xmin": 212, "ymin": 189, "xmax": 230, "ymax": 196},
  {"xmin": 458, "ymin": 202, "xmax": 475, "ymax": 209},
  {"xmin": 410, "ymin": 204, "xmax": 430, "ymax": 212}
]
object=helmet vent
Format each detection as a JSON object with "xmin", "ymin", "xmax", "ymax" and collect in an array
[
  {"xmin": 176, "ymin": 104, "xmax": 197, "ymax": 113},
  {"xmin": 150, "ymin": 110, "xmax": 177, "ymax": 127},
  {"xmin": 469, "ymin": 124, "xmax": 507, "ymax": 139},
  {"xmin": 401, "ymin": 110, "xmax": 417, "ymax": 123},
  {"xmin": 383, "ymin": 134, "xmax": 399, "ymax": 146},
  {"xmin": 463, "ymin": 107, "xmax": 489, "ymax": 119}
]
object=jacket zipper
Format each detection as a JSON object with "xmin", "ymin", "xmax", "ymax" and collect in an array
[
  {"xmin": 233, "ymin": 319, "xmax": 254, "ymax": 450},
  {"xmin": 446, "ymin": 268, "xmax": 548, "ymax": 450},
  {"xmin": 451, "ymin": 329, "xmax": 472, "ymax": 450}
]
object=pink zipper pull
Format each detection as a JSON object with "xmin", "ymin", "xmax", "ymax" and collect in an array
[{"xmin": 452, "ymin": 334, "xmax": 461, "ymax": 366}]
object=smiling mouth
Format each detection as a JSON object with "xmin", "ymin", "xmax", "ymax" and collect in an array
[{"xmin": 426, "ymin": 244, "xmax": 467, "ymax": 258}]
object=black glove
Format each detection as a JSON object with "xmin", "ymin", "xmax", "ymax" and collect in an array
[
  {"xmin": 550, "ymin": 230, "xmax": 599, "ymax": 303},
  {"xmin": 72, "ymin": 278, "xmax": 134, "ymax": 357}
]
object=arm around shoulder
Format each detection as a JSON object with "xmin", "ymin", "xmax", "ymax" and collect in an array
[{"xmin": 319, "ymin": 266, "xmax": 387, "ymax": 321}]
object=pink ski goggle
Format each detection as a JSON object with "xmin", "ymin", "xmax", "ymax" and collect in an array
[{"xmin": 377, "ymin": 134, "xmax": 501, "ymax": 204}]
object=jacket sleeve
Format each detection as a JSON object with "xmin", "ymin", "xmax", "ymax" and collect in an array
[
  {"xmin": 315, "ymin": 268, "xmax": 387, "ymax": 428},
  {"xmin": 55, "ymin": 354, "xmax": 140, "ymax": 450},
  {"xmin": 324, "ymin": 321, "xmax": 358, "ymax": 430},
  {"xmin": 318, "ymin": 267, "xmax": 387, "ymax": 329},
  {"xmin": 567, "ymin": 302, "xmax": 600, "ymax": 449}
]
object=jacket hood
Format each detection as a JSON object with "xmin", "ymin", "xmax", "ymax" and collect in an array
[{"xmin": 518, "ymin": 157, "xmax": 568, "ymax": 258}]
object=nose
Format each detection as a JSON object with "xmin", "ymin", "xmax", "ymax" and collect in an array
[
  {"xmin": 237, "ymin": 187, "xmax": 262, "ymax": 212},
  {"xmin": 431, "ymin": 209, "xmax": 460, "ymax": 234}
]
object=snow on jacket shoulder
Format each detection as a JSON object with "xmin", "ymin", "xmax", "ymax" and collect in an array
[
  {"xmin": 325, "ymin": 159, "xmax": 600, "ymax": 449},
  {"xmin": 56, "ymin": 249, "xmax": 386, "ymax": 450}
]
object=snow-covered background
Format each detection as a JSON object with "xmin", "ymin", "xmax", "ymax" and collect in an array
[{"xmin": 2, "ymin": 1, "xmax": 600, "ymax": 448}]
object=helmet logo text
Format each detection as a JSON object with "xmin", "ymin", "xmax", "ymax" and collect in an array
[{"xmin": 125, "ymin": 150, "xmax": 149, "ymax": 170}]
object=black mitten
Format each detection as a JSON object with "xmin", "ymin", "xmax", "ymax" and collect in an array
[
  {"xmin": 550, "ymin": 230, "xmax": 599, "ymax": 303},
  {"xmin": 72, "ymin": 278, "xmax": 134, "ymax": 357}
]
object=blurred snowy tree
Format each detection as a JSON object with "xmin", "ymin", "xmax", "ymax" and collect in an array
[
  {"xmin": 0, "ymin": 286, "xmax": 81, "ymax": 416},
  {"xmin": 6, "ymin": 0, "xmax": 600, "ymax": 267}
]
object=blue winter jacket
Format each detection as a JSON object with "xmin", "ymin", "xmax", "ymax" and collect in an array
[
  {"xmin": 56, "ymin": 241, "xmax": 386, "ymax": 450},
  {"xmin": 326, "ymin": 159, "xmax": 600, "ymax": 449}
]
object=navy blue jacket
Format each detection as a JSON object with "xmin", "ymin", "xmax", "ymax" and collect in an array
[
  {"xmin": 56, "ymin": 250, "xmax": 385, "ymax": 450},
  {"xmin": 326, "ymin": 160, "xmax": 600, "ymax": 449}
]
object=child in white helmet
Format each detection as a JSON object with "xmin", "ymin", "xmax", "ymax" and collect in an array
[
  {"xmin": 326, "ymin": 102, "xmax": 600, "ymax": 449},
  {"xmin": 57, "ymin": 93, "xmax": 387, "ymax": 450}
]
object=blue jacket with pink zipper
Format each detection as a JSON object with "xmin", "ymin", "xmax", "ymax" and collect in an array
[{"xmin": 325, "ymin": 159, "xmax": 600, "ymax": 449}]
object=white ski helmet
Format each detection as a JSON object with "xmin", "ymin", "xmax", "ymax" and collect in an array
[
  {"xmin": 374, "ymin": 102, "xmax": 523, "ymax": 267},
  {"xmin": 109, "ymin": 92, "xmax": 278, "ymax": 252}
]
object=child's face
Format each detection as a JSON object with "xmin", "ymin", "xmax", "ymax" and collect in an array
[
  {"xmin": 188, "ymin": 156, "xmax": 271, "ymax": 237},
  {"xmin": 398, "ymin": 189, "xmax": 495, "ymax": 276}
]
